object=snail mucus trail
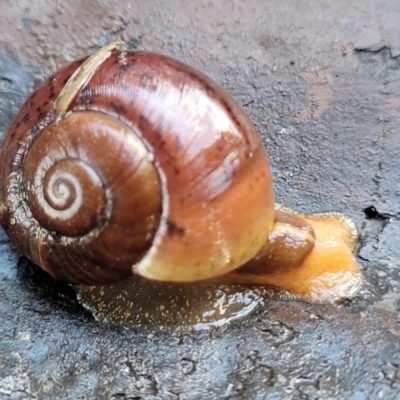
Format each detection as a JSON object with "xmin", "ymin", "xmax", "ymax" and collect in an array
[{"xmin": 0, "ymin": 41, "xmax": 363, "ymax": 330}]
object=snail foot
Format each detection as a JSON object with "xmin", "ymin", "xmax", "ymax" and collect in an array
[{"xmin": 223, "ymin": 207, "xmax": 362, "ymax": 304}]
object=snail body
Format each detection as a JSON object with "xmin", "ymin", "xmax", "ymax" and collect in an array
[{"xmin": 0, "ymin": 41, "xmax": 362, "ymax": 310}]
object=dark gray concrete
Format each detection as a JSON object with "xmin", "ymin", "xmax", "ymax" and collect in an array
[{"xmin": 0, "ymin": 1, "xmax": 400, "ymax": 398}]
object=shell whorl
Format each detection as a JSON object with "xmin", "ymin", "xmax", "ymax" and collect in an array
[
  {"xmin": 24, "ymin": 145, "xmax": 105, "ymax": 238},
  {"xmin": 3, "ymin": 110, "xmax": 162, "ymax": 284}
]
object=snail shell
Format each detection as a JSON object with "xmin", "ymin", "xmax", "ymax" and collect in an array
[
  {"xmin": 0, "ymin": 41, "xmax": 363, "ymax": 307},
  {"xmin": 0, "ymin": 41, "xmax": 275, "ymax": 285}
]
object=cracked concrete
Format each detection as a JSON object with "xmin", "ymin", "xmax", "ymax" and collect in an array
[{"xmin": 1, "ymin": 0, "xmax": 400, "ymax": 399}]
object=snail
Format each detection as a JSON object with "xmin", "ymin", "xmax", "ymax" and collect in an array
[{"xmin": 0, "ymin": 40, "xmax": 363, "ymax": 327}]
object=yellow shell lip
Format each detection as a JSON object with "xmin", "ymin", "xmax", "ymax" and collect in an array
[{"xmin": 134, "ymin": 147, "xmax": 274, "ymax": 283}]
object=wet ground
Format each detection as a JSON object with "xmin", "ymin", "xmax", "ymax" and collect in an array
[{"xmin": 1, "ymin": 1, "xmax": 400, "ymax": 399}]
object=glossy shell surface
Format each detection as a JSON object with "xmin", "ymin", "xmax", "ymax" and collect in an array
[{"xmin": 0, "ymin": 50, "xmax": 274, "ymax": 284}]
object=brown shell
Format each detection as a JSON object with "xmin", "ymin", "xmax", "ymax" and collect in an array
[{"xmin": 0, "ymin": 49, "xmax": 274, "ymax": 284}]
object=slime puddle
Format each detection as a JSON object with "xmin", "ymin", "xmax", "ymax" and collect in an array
[{"xmin": 75, "ymin": 277, "xmax": 275, "ymax": 331}]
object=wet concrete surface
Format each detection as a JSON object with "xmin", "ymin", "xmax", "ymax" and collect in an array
[{"xmin": 1, "ymin": 1, "xmax": 400, "ymax": 398}]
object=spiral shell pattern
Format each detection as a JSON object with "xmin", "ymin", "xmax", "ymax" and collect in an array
[{"xmin": 1, "ymin": 110, "xmax": 162, "ymax": 284}]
